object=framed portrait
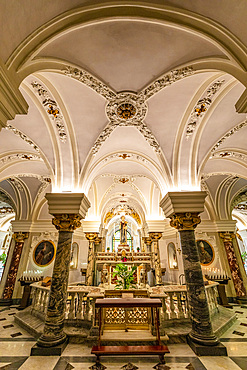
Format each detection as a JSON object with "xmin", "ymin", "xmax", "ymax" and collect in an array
[
  {"xmin": 70, "ymin": 242, "xmax": 78, "ymax": 269},
  {"xmin": 33, "ymin": 240, "xmax": 56, "ymax": 267},
  {"xmin": 168, "ymin": 242, "xmax": 178, "ymax": 270},
  {"xmin": 196, "ymin": 239, "xmax": 215, "ymax": 266}
]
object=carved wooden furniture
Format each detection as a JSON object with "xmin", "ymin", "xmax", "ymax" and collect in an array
[{"xmin": 91, "ymin": 297, "xmax": 169, "ymax": 363}]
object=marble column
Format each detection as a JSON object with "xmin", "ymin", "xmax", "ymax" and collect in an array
[
  {"xmin": 37, "ymin": 193, "xmax": 90, "ymax": 348},
  {"xmin": 1, "ymin": 232, "xmax": 28, "ymax": 305},
  {"xmin": 160, "ymin": 192, "xmax": 219, "ymax": 346},
  {"xmin": 149, "ymin": 232, "xmax": 163, "ymax": 285},
  {"xmin": 85, "ymin": 233, "xmax": 99, "ymax": 286},
  {"xmin": 220, "ymin": 232, "xmax": 247, "ymax": 300}
]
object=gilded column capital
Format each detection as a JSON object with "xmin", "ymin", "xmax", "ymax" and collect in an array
[
  {"xmin": 149, "ymin": 232, "xmax": 163, "ymax": 240},
  {"xmin": 94, "ymin": 236, "xmax": 102, "ymax": 244},
  {"xmin": 85, "ymin": 232, "xmax": 99, "ymax": 241},
  {"xmin": 170, "ymin": 212, "xmax": 201, "ymax": 230},
  {"xmin": 143, "ymin": 237, "xmax": 152, "ymax": 246},
  {"xmin": 13, "ymin": 232, "xmax": 29, "ymax": 242},
  {"xmin": 52, "ymin": 214, "xmax": 81, "ymax": 231},
  {"xmin": 219, "ymin": 231, "xmax": 235, "ymax": 243}
]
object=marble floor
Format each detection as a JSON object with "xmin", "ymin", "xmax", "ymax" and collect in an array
[{"xmin": 1, "ymin": 305, "xmax": 247, "ymax": 369}]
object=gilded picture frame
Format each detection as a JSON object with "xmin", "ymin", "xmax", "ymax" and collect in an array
[
  {"xmin": 33, "ymin": 240, "xmax": 56, "ymax": 267},
  {"xmin": 196, "ymin": 239, "xmax": 215, "ymax": 266}
]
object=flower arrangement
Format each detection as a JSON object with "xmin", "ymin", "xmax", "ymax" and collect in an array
[{"xmin": 113, "ymin": 263, "xmax": 137, "ymax": 290}]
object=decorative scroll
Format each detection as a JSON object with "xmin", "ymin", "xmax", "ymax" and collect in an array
[
  {"xmin": 31, "ymin": 81, "xmax": 67, "ymax": 142},
  {"xmin": 211, "ymin": 118, "xmax": 247, "ymax": 154},
  {"xmin": 186, "ymin": 80, "xmax": 225, "ymax": 138},
  {"xmin": 220, "ymin": 232, "xmax": 246, "ymax": 297},
  {"xmin": 0, "ymin": 153, "xmax": 41, "ymax": 165},
  {"xmin": 52, "ymin": 214, "xmax": 81, "ymax": 231},
  {"xmin": 170, "ymin": 212, "xmax": 201, "ymax": 230},
  {"xmin": 5, "ymin": 124, "xmax": 40, "ymax": 153}
]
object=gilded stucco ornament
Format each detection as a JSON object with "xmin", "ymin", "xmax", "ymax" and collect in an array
[
  {"xmin": 31, "ymin": 81, "xmax": 67, "ymax": 143},
  {"xmin": 85, "ymin": 232, "xmax": 99, "ymax": 241},
  {"xmin": 149, "ymin": 232, "xmax": 163, "ymax": 240},
  {"xmin": 170, "ymin": 212, "xmax": 201, "ymax": 230},
  {"xmin": 52, "ymin": 214, "xmax": 81, "ymax": 231},
  {"xmin": 5, "ymin": 124, "xmax": 40, "ymax": 153},
  {"xmin": 186, "ymin": 80, "xmax": 225, "ymax": 138},
  {"xmin": 13, "ymin": 232, "xmax": 29, "ymax": 243}
]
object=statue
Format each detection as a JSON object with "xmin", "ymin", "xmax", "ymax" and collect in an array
[{"xmin": 120, "ymin": 215, "xmax": 128, "ymax": 244}]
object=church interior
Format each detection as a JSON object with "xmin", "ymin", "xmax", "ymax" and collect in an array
[{"xmin": 1, "ymin": 1, "xmax": 247, "ymax": 369}]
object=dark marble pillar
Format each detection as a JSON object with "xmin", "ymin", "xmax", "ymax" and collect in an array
[
  {"xmin": 149, "ymin": 232, "xmax": 163, "ymax": 285},
  {"xmin": 220, "ymin": 232, "xmax": 247, "ymax": 300},
  {"xmin": 85, "ymin": 233, "xmax": 99, "ymax": 286},
  {"xmin": 37, "ymin": 214, "xmax": 81, "ymax": 347},
  {"xmin": 1, "ymin": 232, "xmax": 28, "ymax": 305},
  {"xmin": 170, "ymin": 212, "xmax": 218, "ymax": 346}
]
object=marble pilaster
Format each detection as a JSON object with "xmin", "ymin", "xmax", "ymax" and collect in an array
[
  {"xmin": 149, "ymin": 232, "xmax": 163, "ymax": 285},
  {"xmin": 85, "ymin": 232, "xmax": 99, "ymax": 286},
  {"xmin": 37, "ymin": 193, "xmax": 90, "ymax": 348},
  {"xmin": 219, "ymin": 232, "xmax": 247, "ymax": 300},
  {"xmin": 160, "ymin": 192, "xmax": 219, "ymax": 346},
  {"xmin": 1, "ymin": 232, "xmax": 28, "ymax": 305}
]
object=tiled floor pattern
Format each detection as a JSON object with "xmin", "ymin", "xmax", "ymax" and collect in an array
[{"xmin": 1, "ymin": 305, "xmax": 247, "ymax": 369}]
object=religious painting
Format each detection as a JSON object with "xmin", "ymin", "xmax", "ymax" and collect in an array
[
  {"xmin": 70, "ymin": 242, "xmax": 78, "ymax": 269},
  {"xmin": 196, "ymin": 239, "xmax": 215, "ymax": 266},
  {"xmin": 168, "ymin": 242, "xmax": 178, "ymax": 269},
  {"xmin": 33, "ymin": 240, "xmax": 56, "ymax": 267}
]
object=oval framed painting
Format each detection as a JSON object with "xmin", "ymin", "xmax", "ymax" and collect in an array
[
  {"xmin": 33, "ymin": 240, "xmax": 56, "ymax": 267},
  {"xmin": 196, "ymin": 239, "xmax": 215, "ymax": 266}
]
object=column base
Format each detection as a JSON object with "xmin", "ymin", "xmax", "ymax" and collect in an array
[
  {"xmin": 31, "ymin": 338, "xmax": 68, "ymax": 356},
  {"xmin": 37, "ymin": 331, "xmax": 67, "ymax": 348},
  {"xmin": 0, "ymin": 298, "xmax": 13, "ymax": 306},
  {"xmin": 188, "ymin": 331, "xmax": 219, "ymax": 346},
  {"xmin": 237, "ymin": 296, "xmax": 247, "ymax": 305},
  {"xmin": 187, "ymin": 335, "xmax": 227, "ymax": 356}
]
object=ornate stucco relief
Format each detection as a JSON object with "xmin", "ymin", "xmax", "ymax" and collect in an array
[
  {"xmin": 31, "ymin": 81, "xmax": 67, "ymax": 143},
  {"xmin": 210, "ymin": 150, "xmax": 247, "ymax": 162},
  {"xmin": 5, "ymin": 124, "xmax": 41, "ymax": 153},
  {"xmin": 211, "ymin": 118, "xmax": 247, "ymax": 154},
  {"xmin": 0, "ymin": 153, "xmax": 42, "ymax": 165},
  {"xmin": 186, "ymin": 80, "xmax": 225, "ymax": 138},
  {"xmin": 62, "ymin": 65, "xmax": 194, "ymax": 155}
]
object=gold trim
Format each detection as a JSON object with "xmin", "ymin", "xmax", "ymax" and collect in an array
[
  {"xmin": 196, "ymin": 239, "xmax": 215, "ymax": 266},
  {"xmin": 33, "ymin": 240, "xmax": 56, "ymax": 267}
]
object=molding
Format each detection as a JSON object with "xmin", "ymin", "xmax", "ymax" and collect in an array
[
  {"xmin": 45, "ymin": 193, "xmax": 91, "ymax": 218},
  {"xmin": 235, "ymin": 88, "xmax": 247, "ymax": 113},
  {"xmin": 0, "ymin": 64, "xmax": 28, "ymax": 129},
  {"xmin": 11, "ymin": 220, "xmax": 33, "ymax": 232},
  {"xmin": 160, "ymin": 191, "xmax": 207, "ymax": 219}
]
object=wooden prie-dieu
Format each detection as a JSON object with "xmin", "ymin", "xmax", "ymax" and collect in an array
[{"xmin": 91, "ymin": 297, "xmax": 169, "ymax": 364}]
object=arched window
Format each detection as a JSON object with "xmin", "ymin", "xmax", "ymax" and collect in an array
[{"xmin": 112, "ymin": 229, "xmax": 132, "ymax": 250}]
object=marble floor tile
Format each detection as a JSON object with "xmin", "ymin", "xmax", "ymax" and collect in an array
[
  {"xmin": 62, "ymin": 343, "xmax": 92, "ymax": 356},
  {"xmin": 224, "ymin": 342, "xmax": 247, "ymax": 356},
  {"xmin": 164, "ymin": 344, "xmax": 195, "ymax": 357},
  {"xmin": 200, "ymin": 356, "xmax": 242, "ymax": 370},
  {"xmin": 231, "ymin": 357, "xmax": 247, "ymax": 370},
  {"xmin": 19, "ymin": 356, "xmax": 59, "ymax": 370},
  {"xmin": 0, "ymin": 341, "xmax": 36, "ymax": 356}
]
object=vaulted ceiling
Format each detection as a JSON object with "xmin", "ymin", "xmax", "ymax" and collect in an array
[{"xmin": 1, "ymin": 1, "xmax": 247, "ymax": 227}]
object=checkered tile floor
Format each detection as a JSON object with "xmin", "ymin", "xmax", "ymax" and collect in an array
[{"xmin": 1, "ymin": 305, "xmax": 247, "ymax": 369}]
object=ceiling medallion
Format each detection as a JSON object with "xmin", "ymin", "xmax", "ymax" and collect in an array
[
  {"xmin": 117, "ymin": 103, "xmax": 136, "ymax": 119},
  {"xmin": 106, "ymin": 92, "xmax": 147, "ymax": 125}
]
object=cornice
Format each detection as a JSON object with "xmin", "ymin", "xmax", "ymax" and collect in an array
[{"xmin": 0, "ymin": 64, "xmax": 28, "ymax": 129}]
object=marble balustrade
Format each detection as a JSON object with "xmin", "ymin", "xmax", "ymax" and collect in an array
[{"xmin": 30, "ymin": 282, "xmax": 219, "ymax": 330}]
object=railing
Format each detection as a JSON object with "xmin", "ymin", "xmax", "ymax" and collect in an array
[{"xmin": 30, "ymin": 281, "xmax": 219, "ymax": 331}]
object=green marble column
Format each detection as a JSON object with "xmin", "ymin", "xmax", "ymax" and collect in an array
[{"xmin": 37, "ymin": 214, "xmax": 81, "ymax": 347}]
